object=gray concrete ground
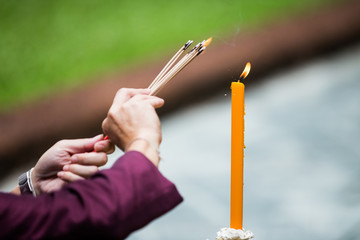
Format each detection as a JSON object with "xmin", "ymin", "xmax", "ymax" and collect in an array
[{"xmin": 1, "ymin": 44, "xmax": 359, "ymax": 240}]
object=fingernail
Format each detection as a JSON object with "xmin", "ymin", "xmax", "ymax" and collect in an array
[
  {"xmin": 63, "ymin": 165, "xmax": 69, "ymax": 171},
  {"xmin": 58, "ymin": 172, "xmax": 64, "ymax": 177}
]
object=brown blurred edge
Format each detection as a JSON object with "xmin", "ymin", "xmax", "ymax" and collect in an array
[{"xmin": 1, "ymin": 0, "xmax": 360, "ymax": 180}]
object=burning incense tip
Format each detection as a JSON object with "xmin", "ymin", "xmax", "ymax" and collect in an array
[
  {"xmin": 203, "ymin": 37, "xmax": 213, "ymax": 47},
  {"xmin": 239, "ymin": 62, "xmax": 251, "ymax": 81}
]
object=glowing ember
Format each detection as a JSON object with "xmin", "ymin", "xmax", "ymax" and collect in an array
[{"xmin": 203, "ymin": 37, "xmax": 213, "ymax": 47}]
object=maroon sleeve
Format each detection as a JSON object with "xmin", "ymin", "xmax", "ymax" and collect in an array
[{"xmin": 0, "ymin": 151, "xmax": 183, "ymax": 240}]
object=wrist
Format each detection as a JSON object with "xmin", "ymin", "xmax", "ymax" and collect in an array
[
  {"xmin": 31, "ymin": 168, "xmax": 41, "ymax": 196},
  {"xmin": 125, "ymin": 137, "xmax": 160, "ymax": 167}
]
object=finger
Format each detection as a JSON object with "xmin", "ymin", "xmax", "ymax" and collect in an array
[
  {"xmin": 58, "ymin": 134, "xmax": 104, "ymax": 154},
  {"xmin": 94, "ymin": 140, "xmax": 115, "ymax": 154},
  {"xmin": 71, "ymin": 152, "xmax": 108, "ymax": 166},
  {"xmin": 63, "ymin": 164, "xmax": 98, "ymax": 178},
  {"xmin": 130, "ymin": 95, "xmax": 165, "ymax": 109},
  {"xmin": 112, "ymin": 88, "xmax": 150, "ymax": 106},
  {"xmin": 57, "ymin": 171, "xmax": 85, "ymax": 182}
]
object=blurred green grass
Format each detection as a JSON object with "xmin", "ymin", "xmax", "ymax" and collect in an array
[{"xmin": 0, "ymin": 0, "xmax": 335, "ymax": 111}]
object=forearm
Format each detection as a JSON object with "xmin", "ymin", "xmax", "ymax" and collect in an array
[{"xmin": 0, "ymin": 151, "xmax": 182, "ymax": 239}]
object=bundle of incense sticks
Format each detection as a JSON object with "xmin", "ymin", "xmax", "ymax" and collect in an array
[{"xmin": 148, "ymin": 37, "xmax": 212, "ymax": 96}]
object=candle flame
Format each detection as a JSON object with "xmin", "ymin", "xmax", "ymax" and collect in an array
[
  {"xmin": 239, "ymin": 62, "xmax": 251, "ymax": 81},
  {"xmin": 203, "ymin": 37, "xmax": 213, "ymax": 47}
]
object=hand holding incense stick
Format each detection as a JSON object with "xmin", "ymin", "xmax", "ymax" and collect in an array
[{"xmin": 100, "ymin": 38, "xmax": 212, "ymax": 147}]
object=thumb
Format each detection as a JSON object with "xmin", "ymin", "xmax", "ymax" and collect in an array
[{"xmin": 59, "ymin": 134, "xmax": 104, "ymax": 154}]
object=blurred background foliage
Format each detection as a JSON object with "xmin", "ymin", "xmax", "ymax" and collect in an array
[{"xmin": 0, "ymin": 0, "xmax": 336, "ymax": 111}]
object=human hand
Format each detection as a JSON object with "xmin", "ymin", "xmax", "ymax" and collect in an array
[
  {"xmin": 102, "ymin": 88, "xmax": 164, "ymax": 166},
  {"xmin": 32, "ymin": 135, "xmax": 115, "ymax": 195}
]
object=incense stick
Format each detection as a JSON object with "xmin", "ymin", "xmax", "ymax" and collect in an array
[
  {"xmin": 148, "ymin": 37, "xmax": 212, "ymax": 96},
  {"xmin": 150, "ymin": 48, "xmax": 201, "ymax": 95},
  {"xmin": 148, "ymin": 40, "xmax": 193, "ymax": 89},
  {"xmin": 150, "ymin": 49, "xmax": 195, "ymax": 90}
]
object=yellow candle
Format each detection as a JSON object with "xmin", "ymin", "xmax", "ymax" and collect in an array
[
  {"xmin": 230, "ymin": 62, "xmax": 250, "ymax": 230},
  {"xmin": 230, "ymin": 81, "xmax": 245, "ymax": 230}
]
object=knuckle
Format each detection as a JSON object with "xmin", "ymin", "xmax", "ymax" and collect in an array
[
  {"xmin": 132, "ymin": 94, "xmax": 144, "ymax": 101},
  {"xmin": 117, "ymin": 88, "xmax": 125, "ymax": 94},
  {"xmin": 121, "ymin": 103, "xmax": 132, "ymax": 112},
  {"xmin": 56, "ymin": 140, "xmax": 66, "ymax": 147},
  {"xmin": 117, "ymin": 88, "xmax": 128, "ymax": 96},
  {"xmin": 107, "ymin": 110, "xmax": 116, "ymax": 120}
]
